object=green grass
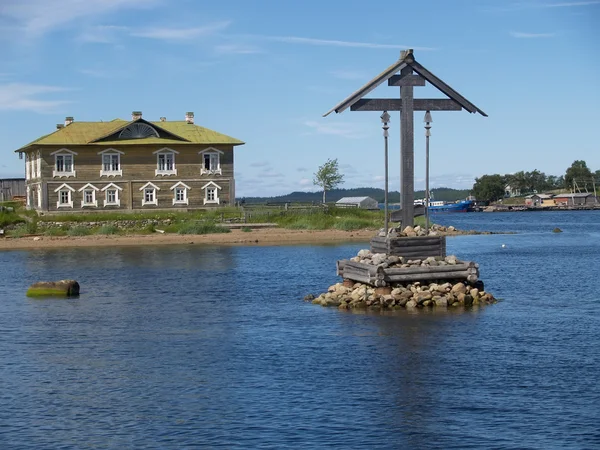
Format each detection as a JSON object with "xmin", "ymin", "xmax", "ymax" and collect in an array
[
  {"xmin": 44, "ymin": 227, "xmax": 68, "ymax": 237},
  {"xmin": 9, "ymin": 224, "xmax": 29, "ymax": 237},
  {"xmin": 67, "ymin": 226, "xmax": 92, "ymax": 236},
  {"xmin": 256, "ymin": 207, "xmax": 384, "ymax": 231},
  {"xmin": 177, "ymin": 222, "xmax": 231, "ymax": 235},
  {"xmin": 96, "ymin": 224, "xmax": 120, "ymax": 235},
  {"xmin": 0, "ymin": 210, "xmax": 26, "ymax": 228},
  {"xmin": 38, "ymin": 207, "xmax": 243, "ymax": 223}
]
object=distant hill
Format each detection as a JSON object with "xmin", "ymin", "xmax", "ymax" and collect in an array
[{"xmin": 238, "ymin": 187, "xmax": 471, "ymax": 204}]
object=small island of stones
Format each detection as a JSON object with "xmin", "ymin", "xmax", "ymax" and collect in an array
[{"xmin": 305, "ymin": 225, "xmax": 498, "ymax": 311}]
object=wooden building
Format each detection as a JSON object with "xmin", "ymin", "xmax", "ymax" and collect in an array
[
  {"xmin": 336, "ymin": 196, "xmax": 379, "ymax": 210},
  {"xmin": 553, "ymin": 193, "xmax": 597, "ymax": 206},
  {"xmin": 0, "ymin": 178, "xmax": 26, "ymax": 202},
  {"xmin": 524, "ymin": 194, "xmax": 555, "ymax": 207},
  {"xmin": 14, "ymin": 112, "xmax": 244, "ymax": 212}
]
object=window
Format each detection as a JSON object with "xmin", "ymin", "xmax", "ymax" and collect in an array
[
  {"xmin": 54, "ymin": 183, "xmax": 74, "ymax": 208},
  {"xmin": 37, "ymin": 185, "xmax": 42, "ymax": 209},
  {"xmin": 101, "ymin": 183, "xmax": 123, "ymax": 207},
  {"xmin": 140, "ymin": 182, "xmax": 160, "ymax": 206},
  {"xmin": 154, "ymin": 148, "xmax": 178, "ymax": 176},
  {"xmin": 202, "ymin": 181, "xmax": 221, "ymax": 205},
  {"xmin": 25, "ymin": 154, "xmax": 30, "ymax": 180},
  {"xmin": 78, "ymin": 184, "xmax": 99, "ymax": 207},
  {"xmin": 199, "ymin": 148, "xmax": 223, "ymax": 175},
  {"xmin": 51, "ymin": 149, "xmax": 77, "ymax": 177},
  {"xmin": 99, "ymin": 149, "xmax": 124, "ymax": 176},
  {"xmin": 170, "ymin": 182, "xmax": 191, "ymax": 206}
]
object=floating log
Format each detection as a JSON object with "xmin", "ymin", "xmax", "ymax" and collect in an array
[{"xmin": 26, "ymin": 280, "xmax": 80, "ymax": 298}]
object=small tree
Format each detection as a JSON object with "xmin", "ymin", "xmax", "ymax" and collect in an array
[{"xmin": 313, "ymin": 158, "xmax": 344, "ymax": 203}]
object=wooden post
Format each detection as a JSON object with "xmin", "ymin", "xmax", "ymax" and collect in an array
[{"xmin": 400, "ymin": 66, "xmax": 415, "ymax": 228}]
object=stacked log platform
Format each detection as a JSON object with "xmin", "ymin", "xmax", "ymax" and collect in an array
[{"xmin": 370, "ymin": 236, "xmax": 446, "ymax": 259}]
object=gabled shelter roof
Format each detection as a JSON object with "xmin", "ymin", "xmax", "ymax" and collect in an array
[{"xmin": 323, "ymin": 49, "xmax": 487, "ymax": 117}]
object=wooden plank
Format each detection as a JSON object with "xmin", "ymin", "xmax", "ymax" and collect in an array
[
  {"xmin": 388, "ymin": 74, "xmax": 426, "ymax": 87},
  {"xmin": 387, "ymin": 237, "xmax": 444, "ymax": 247},
  {"xmin": 384, "ymin": 263, "xmax": 475, "ymax": 275},
  {"xmin": 350, "ymin": 98, "xmax": 462, "ymax": 112},
  {"xmin": 400, "ymin": 66, "xmax": 415, "ymax": 229},
  {"xmin": 385, "ymin": 271, "xmax": 475, "ymax": 283},
  {"xmin": 407, "ymin": 59, "xmax": 488, "ymax": 116}
]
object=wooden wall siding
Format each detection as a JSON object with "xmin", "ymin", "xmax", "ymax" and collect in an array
[
  {"xmin": 36, "ymin": 145, "xmax": 234, "ymax": 181},
  {"xmin": 45, "ymin": 179, "xmax": 231, "ymax": 211}
]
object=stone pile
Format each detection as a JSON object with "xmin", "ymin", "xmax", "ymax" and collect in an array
[
  {"xmin": 379, "ymin": 224, "xmax": 494, "ymax": 237},
  {"xmin": 305, "ymin": 248, "xmax": 497, "ymax": 310}
]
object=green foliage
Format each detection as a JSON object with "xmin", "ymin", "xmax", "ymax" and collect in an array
[
  {"xmin": 565, "ymin": 160, "xmax": 593, "ymax": 190},
  {"xmin": 67, "ymin": 226, "xmax": 92, "ymax": 236},
  {"xmin": 313, "ymin": 158, "xmax": 345, "ymax": 203},
  {"xmin": 44, "ymin": 227, "xmax": 67, "ymax": 236},
  {"xmin": 264, "ymin": 207, "xmax": 382, "ymax": 231},
  {"xmin": 9, "ymin": 224, "xmax": 29, "ymax": 237},
  {"xmin": 0, "ymin": 210, "xmax": 25, "ymax": 228},
  {"xmin": 177, "ymin": 222, "xmax": 231, "ymax": 235},
  {"xmin": 97, "ymin": 224, "xmax": 119, "ymax": 235},
  {"xmin": 241, "ymin": 226, "xmax": 253, "ymax": 232},
  {"xmin": 144, "ymin": 222, "xmax": 156, "ymax": 233},
  {"xmin": 333, "ymin": 217, "xmax": 374, "ymax": 231},
  {"xmin": 472, "ymin": 174, "xmax": 506, "ymax": 203}
]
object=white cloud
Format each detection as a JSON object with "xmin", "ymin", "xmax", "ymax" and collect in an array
[
  {"xmin": 1, "ymin": 0, "xmax": 159, "ymax": 36},
  {"xmin": 299, "ymin": 178, "xmax": 312, "ymax": 186},
  {"xmin": 79, "ymin": 25, "xmax": 128, "ymax": 44},
  {"xmin": 0, "ymin": 83, "xmax": 72, "ymax": 112},
  {"xmin": 256, "ymin": 35, "xmax": 436, "ymax": 51},
  {"xmin": 131, "ymin": 21, "xmax": 231, "ymax": 41},
  {"xmin": 510, "ymin": 31, "xmax": 556, "ymax": 38},
  {"xmin": 214, "ymin": 44, "xmax": 262, "ymax": 54},
  {"xmin": 304, "ymin": 120, "xmax": 370, "ymax": 139},
  {"xmin": 296, "ymin": 167, "xmax": 309, "ymax": 172}
]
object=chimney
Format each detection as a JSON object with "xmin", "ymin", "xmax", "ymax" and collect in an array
[
  {"xmin": 160, "ymin": 117, "xmax": 166, "ymax": 122},
  {"xmin": 56, "ymin": 124, "xmax": 64, "ymax": 130},
  {"xmin": 132, "ymin": 111, "xmax": 142, "ymax": 120},
  {"xmin": 185, "ymin": 112, "xmax": 194, "ymax": 124},
  {"xmin": 64, "ymin": 116, "xmax": 74, "ymax": 126}
]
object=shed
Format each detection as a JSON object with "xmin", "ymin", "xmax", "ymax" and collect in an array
[
  {"xmin": 525, "ymin": 193, "xmax": 555, "ymax": 207},
  {"xmin": 0, "ymin": 178, "xmax": 26, "ymax": 202},
  {"xmin": 553, "ymin": 193, "xmax": 597, "ymax": 206},
  {"xmin": 336, "ymin": 196, "xmax": 379, "ymax": 210}
]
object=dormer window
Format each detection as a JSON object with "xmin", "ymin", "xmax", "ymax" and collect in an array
[
  {"xmin": 154, "ymin": 148, "xmax": 178, "ymax": 176},
  {"xmin": 99, "ymin": 149, "xmax": 124, "ymax": 177},
  {"xmin": 199, "ymin": 148, "xmax": 223, "ymax": 175},
  {"xmin": 51, "ymin": 149, "xmax": 77, "ymax": 178}
]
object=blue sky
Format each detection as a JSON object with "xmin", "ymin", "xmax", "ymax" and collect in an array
[{"xmin": 0, "ymin": 0, "xmax": 598, "ymax": 197}]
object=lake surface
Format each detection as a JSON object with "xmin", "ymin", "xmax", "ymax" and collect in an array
[{"xmin": 1, "ymin": 211, "xmax": 599, "ymax": 449}]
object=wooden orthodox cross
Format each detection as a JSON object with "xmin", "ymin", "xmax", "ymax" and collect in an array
[{"xmin": 324, "ymin": 49, "xmax": 486, "ymax": 228}]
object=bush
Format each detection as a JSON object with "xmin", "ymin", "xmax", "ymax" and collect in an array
[
  {"xmin": 144, "ymin": 222, "xmax": 156, "ymax": 233},
  {"xmin": 241, "ymin": 226, "xmax": 253, "ymax": 232},
  {"xmin": 44, "ymin": 227, "xmax": 67, "ymax": 237},
  {"xmin": 97, "ymin": 224, "xmax": 119, "ymax": 235},
  {"xmin": 67, "ymin": 226, "xmax": 92, "ymax": 236},
  {"xmin": 177, "ymin": 222, "xmax": 231, "ymax": 235},
  {"xmin": 9, "ymin": 224, "xmax": 29, "ymax": 238}
]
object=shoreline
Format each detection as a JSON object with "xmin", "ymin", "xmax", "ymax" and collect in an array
[
  {"xmin": 0, "ymin": 227, "xmax": 503, "ymax": 251},
  {"xmin": 0, "ymin": 228, "xmax": 378, "ymax": 251}
]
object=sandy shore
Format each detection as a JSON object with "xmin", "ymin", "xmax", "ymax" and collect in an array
[{"xmin": 0, "ymin": 228, "xmax": 378, "ymax": 251}]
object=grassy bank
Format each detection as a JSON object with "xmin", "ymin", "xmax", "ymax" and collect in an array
[{"xmin": 1, "ymin": 204, "xmax": 417, "ymax": 237}]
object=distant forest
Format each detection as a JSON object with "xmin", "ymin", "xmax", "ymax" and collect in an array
[{"xmin": 238, "ymin": 187, "xmax": 471, "ymax": 204}]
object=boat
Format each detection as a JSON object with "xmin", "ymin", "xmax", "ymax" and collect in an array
[{"xmin": 428, "ymin": 199, "xmax": 473, "ymax": 213}]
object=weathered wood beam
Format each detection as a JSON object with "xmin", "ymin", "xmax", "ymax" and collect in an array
[
  {"xmin": 388, "ymin": 74, "xmax": 426, "ymax": 87},
  {"xmin": 400, "ymin": 66, "xmax": 415, "ymax": 229},
  {"xmin": 350, "ymin": 98, "xmax": 462, "ymax": 112}
]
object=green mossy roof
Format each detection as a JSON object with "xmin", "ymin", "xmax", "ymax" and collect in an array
[{"xmin": 16, "ymin": 119, "xmax": 244, "ymax": 151}]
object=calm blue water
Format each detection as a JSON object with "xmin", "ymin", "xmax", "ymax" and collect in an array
[{"xmin": 1, "ymin": 211, "xmax": 599, "ymax": 449}]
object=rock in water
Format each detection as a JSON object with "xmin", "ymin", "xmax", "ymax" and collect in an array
[
  {"xmin": 553, "ymin": 228, "xmax": 563, "ymax": 233},
  {"xmin": 26, "ymin": 280, "xmax": 80, "ymax": 298}
]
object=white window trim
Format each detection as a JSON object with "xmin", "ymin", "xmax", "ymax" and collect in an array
[
  {"xmin": 201, "ymin": 181, "xmax": 221, "ymax": 205},
  {"xmin": 199, "ymin": 148, "xmax": 224, "ymax": 176},
  {"xmin": 140, "ymin": 181, "xmax": 160, "ymax": 206},
  {"xmin": 35, "ymin": 150, "xmax": 41, "ymax": 179},
  {"xmin": 54, "ymin": 183, "xmax": 75, "ymax": 208},
  {"xmin": 37, "ymin": 184, "xmax": 42, "ymax": 209},
  {"xmin": 101, "ymin": 183, "xmax": 123, "ymax": 207},
  {"xmin": 78, "ymin": 183, "xmax": 99, "ymax": 208},
  {"xmin": 25, "ymin": 153, "xmax": 30, "ymax": 180},
  {"xmin": 153, "ymin": 148, "xmax": 179, "ymax": 176},
  {"xmin": 170, "ymin": 181, "xmax": 191, "ymax": 206},
  {"xmin": 51, "ymin": 148, "xmax": 77, "ymax": 178},
  {"xmin": 98, "ymin": 148, "xmax": 124, "ymax": 177}
]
